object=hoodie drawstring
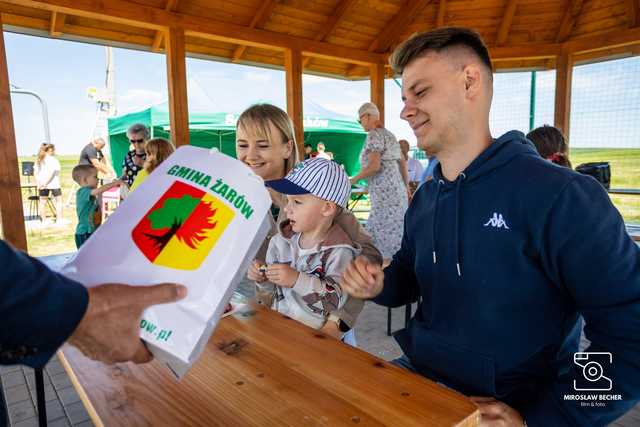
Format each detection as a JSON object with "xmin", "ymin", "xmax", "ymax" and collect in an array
[
  {"xmin": 454, "ymin": 173, "xmax": 466, "ymax": 276},
  {"xmin": 432, "ymin": 179, "xmax": 444, "ymax": 265}
]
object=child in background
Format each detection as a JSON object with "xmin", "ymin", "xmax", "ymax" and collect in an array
[
  {"xmin": 129, "ymin": 137, "xmax": 175, "ymax": 192},
  {"xmin": 247, "ymin": 158, "xmax": 360, "ymax": 343},
  {"xmin": 71, "ymin": 165, "xmax": 123, "ymax": 248}
]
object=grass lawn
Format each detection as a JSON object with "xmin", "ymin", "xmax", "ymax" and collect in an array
[
  {"xmin": 19, "ymin": 155, "xmax": 79, "ymax": 257},
  {"xmin": 13, "ymin": 149, "xmax": 640, "ymax": 257},
  {"xmin": 571, "ymin": 148, "xmax": 640, "ymax": 223}
]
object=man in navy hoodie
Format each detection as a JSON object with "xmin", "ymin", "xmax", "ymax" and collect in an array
[{"xmin": 342, "ymin": 27, "xmax": 640, "ymax": 426}]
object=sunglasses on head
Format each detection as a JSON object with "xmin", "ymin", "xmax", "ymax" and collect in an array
[{"xmin": 130, "ymin": 138, "xmax": 145, "ymax": 144}]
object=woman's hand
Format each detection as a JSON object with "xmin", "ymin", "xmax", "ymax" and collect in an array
[{"xmin": 247, "ymin": 260, "xmax": 266, "ymax": 282}]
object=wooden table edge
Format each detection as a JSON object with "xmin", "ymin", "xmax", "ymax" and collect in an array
[
  {"xmin": 456, "ymin": 409, "xmax": 481, "ymax": 427},
  {"xmin": 58, "ymin": 349, "xmax": 105, "ymax": 427}
]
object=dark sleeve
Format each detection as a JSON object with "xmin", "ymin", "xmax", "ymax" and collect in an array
[
  {"xmin": 0, "ymin": 241, "xmax": 88, "ymax": 368},
  {"xmin": 372, "ymin": 211, "xmax": 420, "ymax": 308},
  {"xmin": 523, "ymin": 176, "xmax": 640, "ymax": 426},
  {"xmin": 79, "ymin": 145, "xmax": 98, "ymax": 165},
  {"xmin": 86, "ymin": 145, "xmax": 98, "ymax": 161}
]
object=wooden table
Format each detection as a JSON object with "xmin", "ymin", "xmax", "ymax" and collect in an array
[{"xmin": 58, "ymin": 303, "xmax": 479, "ymax": 426}]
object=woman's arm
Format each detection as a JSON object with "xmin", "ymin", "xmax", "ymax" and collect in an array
[
  {"xmin": 350, "ymin": 152, "xmax": 381, "ymax": 184},
  {"xmin": 398, "ymin": 157, "xmax": 410, "ymax": 187}
]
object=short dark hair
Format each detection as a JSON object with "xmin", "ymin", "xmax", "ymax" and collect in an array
[
  {"xmin": 72, "ymin": 164, "xmax": 97, "ymax": 185},
  {"xmin": 304, "ymin": 143, "xmax": 312, "ymax": 148},
  {"xmin": 390, "ymin": 27, "xmax": 492, "ymax": 75}
]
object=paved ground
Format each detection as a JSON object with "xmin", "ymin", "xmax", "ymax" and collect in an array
[{"xmin": 2, "ymin": 293, "xmax": 639, "ymax": 426}]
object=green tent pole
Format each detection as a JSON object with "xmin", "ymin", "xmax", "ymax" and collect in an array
[{"xmin": 529, "ymin": 71, "xmax": 536, "ymax": 131}]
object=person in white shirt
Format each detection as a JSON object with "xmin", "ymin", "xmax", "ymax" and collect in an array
[
  {"xmin": 399, "ymin": 139, "xmax": 424, "ymax": 195},
  {"xmin": 315, "ymin": 142, "xmax": 332, "ymax": 160},
  {"xmin": 34, "ymin": 143, "xmax": 64, "ymax": 224}
]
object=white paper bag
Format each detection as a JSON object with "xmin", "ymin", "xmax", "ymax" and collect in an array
[{"xmin": 60, "ymin": 146, "xmax": 271, "ymax": 377}]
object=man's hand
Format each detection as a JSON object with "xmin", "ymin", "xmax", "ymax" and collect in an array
[
  {"xmin": 341, "ymin": 256, "xmax": 384, "ymax": 299},
  {"xmin": 247, "ymin": 260, "xmax": 266, "ymax": 282},
  {"xmin": 470, "ymin": 397, "xmax": 524, "ymax": 427},
  {"xmin": 69, "ymin": 283, "xmax": 187, "ymax": 364},
  {"xmin": 265, "ymin": 263, "xmax": 299, "ymax": 288}
]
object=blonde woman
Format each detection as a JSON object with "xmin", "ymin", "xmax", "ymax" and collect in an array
[
  {"xmin": 351, "ymin": 102, "xmax": 409, "ymax": 261},
  {"xmin": 34, "ymin": 143, "xmax": 64, "ymax": 224},
  {"xmin": 129, "ymin": 138, "xmax": 175, "ymax": 192},
  {"xmin": 235, "ymin": 104, "xmax": 382, "ymax": 344}
]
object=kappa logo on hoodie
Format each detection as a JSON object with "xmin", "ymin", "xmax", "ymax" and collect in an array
[{"xmin": 483, "ymin": 212, "xmax": 510, "ymax": 229}]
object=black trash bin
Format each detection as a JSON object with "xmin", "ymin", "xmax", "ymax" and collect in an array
[{"xmin": 575, "ymin": 162, "xmax": 611, "ymax": 190}]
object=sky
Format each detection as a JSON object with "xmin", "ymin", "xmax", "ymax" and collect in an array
[{"xmin": 4, "ymin": 31, "xmax": 640, "ymax": 156}]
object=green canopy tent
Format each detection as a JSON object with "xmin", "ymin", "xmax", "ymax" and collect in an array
[{"xmin": 107, "ymin": 101, "xmax": 367, "ymax": 177}]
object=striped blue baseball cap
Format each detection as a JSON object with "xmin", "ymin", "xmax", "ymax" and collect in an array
[{"xmin": 265, "ymin": 158, "xmax": 351, "ymax": 207}]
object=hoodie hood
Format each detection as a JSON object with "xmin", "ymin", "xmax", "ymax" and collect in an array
[
  {"xmin": 427, "ymin": 131, "xmax": 539, "ymax": 277},
  {"xmin": 432, "ymin": 130, "xmax": 539, "ymax": 186}
]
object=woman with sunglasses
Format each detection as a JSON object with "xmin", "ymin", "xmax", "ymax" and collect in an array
[{"xmin": 121, "ymin": 123, "xmax": 149, "ymax": 187}]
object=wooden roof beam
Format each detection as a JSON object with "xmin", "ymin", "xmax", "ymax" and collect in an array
[
  {"xmin": 436, "ymin": 0, "xmax": 446, "ymax": 27},
  {"xmin": 303, "ymin": 0, "xmax": 357, "ymax": 68},
  {"xmin": 2, "ymin": 0, "xmax": 384, "ymax": 65},
  {"xmin": 563, "ymin": 26, "xmax": 640, "ymax": 55},
  {"xmin": 231, "ymin": 0, "xmax": 277, "ymax": 63},
  {"xmin": 495, "ymin": 0, "xmax": 517, "ymax": 46},
  {"xmin": 151, "ymin": 0, "xmax": 179, "ymax": 52},
  {"xmin": 627, "ymin": 0, "xmax": 639, "ymax": 28},
  {"xmin": 555, "ymin": 0, "xmax": 585, "ymax": 43},
  {"xmin": 368, "ymin": 0, "xmax": 433, "ymax": 53},
  {"xmin": 49, "ymin": 10, "xmax": 64, "ymax": 36}
]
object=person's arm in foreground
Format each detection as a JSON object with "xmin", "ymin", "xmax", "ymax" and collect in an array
[
  {"xmin": 341, "ymin": 217, "xmax": 419, "ymax": 307},
  {"xmin": 0, "ymin": 240, "xmax": 186, "ymax": 367}
]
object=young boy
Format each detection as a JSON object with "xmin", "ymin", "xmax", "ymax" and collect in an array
[
  {"xmin": 247, "ymin": 158, "xmax": 360, "ymax": 341},
  {"xmin": 71, "ymin": 164, "xmax": 122, "ymax": 248}
]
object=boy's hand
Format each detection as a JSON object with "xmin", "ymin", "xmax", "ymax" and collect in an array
[
  {"xmin": 319, "ymin": 320, "xmax": 342, "ymax": 340},
  {"xmin": 341, "ymin": 256, "xmax": 384, "ymax": 299},
  {"xmin": 247, "ymin": 260, "xmax": 266, "ymax": 282},
  {"xmin": 265, "ymin": 263, "xmax": 299, "ymax": 288}
]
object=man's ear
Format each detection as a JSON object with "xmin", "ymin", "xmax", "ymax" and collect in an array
[{"xmin": 463, "ymin": 64, "xmax": 482, "ymax": 98}]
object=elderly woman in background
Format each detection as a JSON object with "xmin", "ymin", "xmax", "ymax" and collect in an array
[
  {"xmin": 350, "ymin": 102, "xmax": 409, "ymax": 261},
  {"xmin": 121, "ymin": 123, "xmax": 149, "ymax": 187}
]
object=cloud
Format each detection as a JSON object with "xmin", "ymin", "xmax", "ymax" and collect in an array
[
  {"xmin": 118, "ymin": 89, "xmax": 165, "ymax": 113},
  {"xmin": 303, "ymin": 74, "xmax": 330, "ymax": 85},
  {"xmin": 243, "ymin": 71, "xmax": 272, "ymax": 82}
]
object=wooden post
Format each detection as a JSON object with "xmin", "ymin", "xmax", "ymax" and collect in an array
[
  {"xmin": 284, "ymin": 48, "xmax": 304, "ymax": 160},
  {"xmin": 165, "ymin": 27, "xmax": 189, "ymax": 147},
  {"xmin": 0, "ymin": 16, "xmax": 27, "ymax": 251},
  {"xmin": 370, "ymin": 63, "xmax": 385, "ymax": 126},
  {"xmin": 554, "ymin": 52, "xmax": 573, "ymax": 140}
]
